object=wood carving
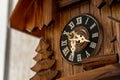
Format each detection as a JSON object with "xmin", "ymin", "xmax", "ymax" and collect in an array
[
  {"xmin": 10, "ymin": 0, "xmax": 55, "ymax": 37},
  {"xmin": 26, "ymin": 2, "xmax": 36, "ymax": 32},
  {"xmin": 31, "ymin": 58, "xmax": 56, "ymax": 72},
  {"xmin": 58, "ymin": 0, "xmax": 88, "ymax": 8},
  {"xmin": 35, "ymin": 38, "xmax": 50, "ymax": 52},
  {"xmin": 82, "ymin": 54, "xmax": 118, "ymax": 70},
  {"xmin": 30, "ymin": 38, "xmax": 58, "ymax": 80},
  {"xmin": 57, "ymin": 64, "xmax": 120, "ymax": 80},
  {"xmin": 30, "ymin": 69, "xmax": 58, "ymax": 80},
  {"xmin": 33, "ymin": 51, "xmax": 53, "ymax": 61}
]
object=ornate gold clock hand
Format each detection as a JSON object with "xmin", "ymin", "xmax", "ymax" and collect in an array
[
  {"xmin": 71, "ymin": 31, "xmax": 90, "ymax": 43},
  {"xmin": 80, "ymin": 35, "xmax": 90, "ymax": 43}
]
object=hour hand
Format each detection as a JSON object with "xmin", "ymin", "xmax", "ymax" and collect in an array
[{"xmin": 80, "ymin": 35, "xmax": 90, "ymax": 43}]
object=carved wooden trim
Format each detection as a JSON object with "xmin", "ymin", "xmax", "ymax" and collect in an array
[
  {"xmin": 58, "ymin": 0, "xmax": 88, "ymax": 8},
  {"xmin": 30, "ymin": 38, "xmax": 59, "ymax": 80},
  {"xmin": 57, "ymin": 64, "xmax": 120, "ymax": 80}
]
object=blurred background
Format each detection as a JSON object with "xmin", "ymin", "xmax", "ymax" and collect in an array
[{"xmin": 0, "ymin": 0, "xmax": 40, "ymax": 80}]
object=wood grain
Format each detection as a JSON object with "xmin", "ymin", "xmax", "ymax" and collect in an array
[
  {"xmin": 82, "ymin": 54, "xmax": 118, "ymax": 69},
  {"xmin": 26, "ymin": 2, "xmax": 36, "ymax": 32},
  {"xmin": 10, "ymin": 0, "xmax": 120, "ymax": 80},
  {"xmin": 57, "ymin": 64, "xmax": 120, "ymax": 80},
  {"xmin": 61, "ymin": 8, "xmax": 73, "ymax": 77},
  {"xmin": 90, "ymin": 0, "xmax": 104, "ymax": 56},
  {"xmin": 10, "ymin": 0, "xmax": 35, "ymax": 30},
  {"xmin": 43, "ymin": 0, "xmax": 53, "ymax": 26},
  {"xmin": 44, "ymin": 1, "xmax": 120, "ymax": 78},
  {"xmin": 111, "ymin": 3, "xmax": 120, "ymax": 63},
  {"xmin": 101, "ymin": 0, "xmax": 114, "ymax": 55}
]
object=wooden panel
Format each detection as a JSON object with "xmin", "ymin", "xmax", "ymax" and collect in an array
[
  {"xmin": 111, "ymin": 3, "xmax": 120, "ymax": 63},
  {"xmin": 58, "ymin": 0, "xmax": 87, "ymax": 8},
  {"xmin": 10, "ymin": 0, "xmax": 55, "ymax": 37},
  {"xmin": 101, "ymin": 0, "xmax": 114, "ymax": 55},
  {"xmin": 57, "ymin": 64, "xmax": 120, "ymax": 80},
  {"xmin": 43, "ymin": 0, "xmax": 53, "ymax": 26},
  {"xmin": 90, "ymin": 0, "xmax": 104, "ymax": 56},
  {"xmin": 60, "ymin": 8, "xmax": 73, "ymax": 77},
  {"xmin": 44, "ymin": 1, "xmax": 120, "ymax": 79}
]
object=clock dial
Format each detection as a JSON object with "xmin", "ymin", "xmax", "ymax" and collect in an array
[{"xmin": 60, "ymin": 14, "xmax": 102, "ymax": 64}]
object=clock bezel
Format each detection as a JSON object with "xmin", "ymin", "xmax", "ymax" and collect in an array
[{"xmin": 60, "ymin": 14, "xmax": 103, "ymax": 64}]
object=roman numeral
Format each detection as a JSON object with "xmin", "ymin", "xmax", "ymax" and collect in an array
[
  {"xmin": 68, "ymin": 21, "xmax": 75, "ymax": 30},
  {"xmin": 63, "ymin": 31, "xmax": 69, "ymax": 36},
  {"xmin": 92, "ymin": 32, "xmax": 98, "ymax": 38},
  {"xmin": 85, "ymin": 17, "xmax": 89, "ymax": 25},
  {"xmin": 62, "ymin": 47, "xmax": 70, "ymax": 56},
  {"xmin": 61, "ymin": 40, "xmax": 67, "ymax": 46},
  {"xmin": 77, "ymin": 54, "xmax": 82, "ymax": 62},
  {"xmin": 69, "ymin": 53, "xmax": 74, "ymax": 61},
  {"xmin": 76, "ymin": 17, "xmax": 82, "ymax": 25},
  {"xmin": 90, "ymin": 23, "xmax": 96, "ymax": 30},
  {"xmin": 90, "ymin": 42, "xmax": 96, "ymax": 49},
  {"xmin": 85, "ymin": 50, "xmax": 90, "ymax": 57}
]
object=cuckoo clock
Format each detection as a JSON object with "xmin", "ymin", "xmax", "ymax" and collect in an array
[{"xmin": 10, "ymin": 0, "xmax": 120, "ymax": 80}]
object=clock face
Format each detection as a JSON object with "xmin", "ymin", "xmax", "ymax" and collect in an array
[{"xmin": 60, "ymin": 14, "xmax": 102, "ymax": 64}]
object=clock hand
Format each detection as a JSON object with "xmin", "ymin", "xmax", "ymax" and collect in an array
[
  {"xmin": 64, "ymin": 31, "xmax": 90, "ymax": 56},
  {"xmin": 67, "ymin": 39, "xmax": 76, "ymax": 61},
  {"xmin": 69, "ymin": 39, "xmax": 76, "ymax": 56},
  {"xmin": 80, "ymin": 35, "xmax": 90, "ymax": 43},
  {"xmin": 71, "ymin": 31, "xmax": 90, "ymax": 43}
]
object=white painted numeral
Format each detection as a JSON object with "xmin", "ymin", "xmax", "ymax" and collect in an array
[
  {"xmin": 85, "ymin": 17, "xmax": 89, "ymax": 25},
  {"xmin": 62, "ymin": 47, "xmax": 70, "ymax": 56},
  {"xmin": 63, "ymin": 31, "xmax": 69, "ymax": 36},
  {"xmin": 68, "ymin": 21, "xmax": 75, "ymax": 30},
  {"xmin": 76, "ymin": 17, "xmax": 82, "ymax": 25},
  {"xmin": 69, "ymin": 53, "xmax": 74, "ymax": 61},
  {"xmin": 90, "ymin": 23, "xmax": 96, "ymax": 30},
  {"xmin": 90, "ymin": 42, "xmax": 96, "ymax": 49},
  {"xmin": 85, "ymin": 50, "xmax": 90, "ymax": 57},
  {"xmin": 77, "ymin": 54, "xmax": 82, "ymax": 62},
  {"xmin": 92, "ymin": 32, "xmax": 98, "ymax": 38},
  {"xmin": 61, "ymin": 40, "xmax": 67, "ymax": 46}
]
